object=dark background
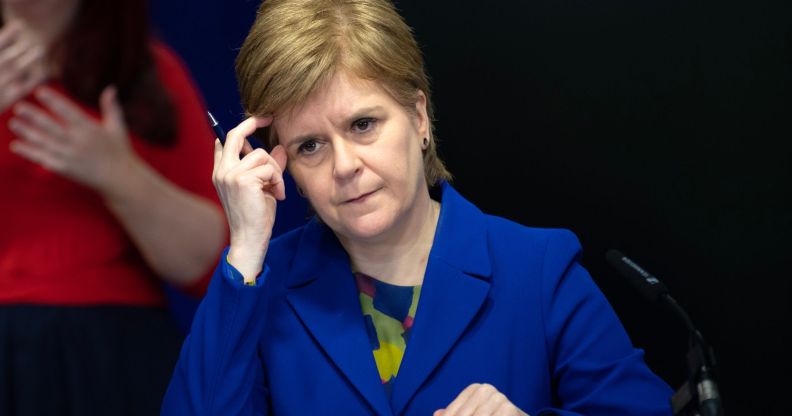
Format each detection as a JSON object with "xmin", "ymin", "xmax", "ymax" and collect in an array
[{"xmin": 152, "ymin": 0, "xmax": 790, "ymax": 413}]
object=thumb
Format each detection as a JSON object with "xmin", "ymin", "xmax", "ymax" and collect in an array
[
  {"xmin": 270, "ymin": 144, "xmax": 288, "ymax": 171},
  {"xmin": 433, "ymin": 410, "xmax": 445, "ymax": 416},
  {"xmin": 100, "ymin": 85, "xmax": 126, "ymax": 133}
]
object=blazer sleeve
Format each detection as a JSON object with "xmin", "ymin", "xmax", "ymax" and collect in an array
[
  {"xmin": 161, "ymin": 247, "xmax": 270, "ymax": 416},
  {"xmin": 535, "ymin": 230, "xmax": 673, "ymax": 416}
]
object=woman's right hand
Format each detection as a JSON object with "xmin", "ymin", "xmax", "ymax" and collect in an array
[
  {"xmin": 212, "ymin": 116, "xmax": 288, "ymax": 283},
  {"xmin": 0, "ymin": 21, "xmax": 47, "ymax": 113}
]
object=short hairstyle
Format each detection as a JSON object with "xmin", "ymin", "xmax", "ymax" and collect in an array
[{"xmin": 236, "ymin": 0, "xmax": 451, "ymax": 185}]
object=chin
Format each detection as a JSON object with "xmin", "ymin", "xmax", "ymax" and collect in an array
[{"xmin": 335, "ymin": 211, "xmax": 397, "ymax": 241}]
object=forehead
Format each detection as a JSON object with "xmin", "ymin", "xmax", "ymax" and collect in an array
[{"xmin": 272, "ymin": 71, "xmax": 394, "ymax": 137}]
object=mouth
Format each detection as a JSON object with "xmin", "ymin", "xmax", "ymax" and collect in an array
[{"xmin": 344, "ymin": 188, "xmax": 380, "ymax": 204}]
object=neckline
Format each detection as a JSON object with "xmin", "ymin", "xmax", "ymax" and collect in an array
[{"xmin": 353, "ymin": 271, "xmax": 422, "ymax": 289}]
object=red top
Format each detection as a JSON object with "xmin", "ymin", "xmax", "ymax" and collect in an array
[{"xmin": 0, "ymin": 42, "xmax": 222, "ymax": 306}]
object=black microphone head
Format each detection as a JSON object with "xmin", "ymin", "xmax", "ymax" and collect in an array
[{"xmin": 606, "ymin": 250, "xmax": 669, "ymax": 302}]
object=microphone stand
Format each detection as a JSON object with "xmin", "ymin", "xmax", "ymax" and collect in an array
[
  {"xmin": 604, "ymin": 250, "xmax": 724, "ymax": 416},
  {"xmin": 663, "ymin": 295, "xmax": 723, "ymax": 416}
]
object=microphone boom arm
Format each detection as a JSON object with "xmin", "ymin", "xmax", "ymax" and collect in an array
[{"xmin": 606, "ymin": 250, "xmax": 724, "ymax": 416}]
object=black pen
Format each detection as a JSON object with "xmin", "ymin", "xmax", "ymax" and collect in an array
[{"xmin": 207, "ymin": 111, "xmax": 227, "ymax": 145}]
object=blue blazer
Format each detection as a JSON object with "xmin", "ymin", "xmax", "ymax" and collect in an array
[{"xmin": 162, "ymin": 183, "xmax": 672, "ymax": 415}]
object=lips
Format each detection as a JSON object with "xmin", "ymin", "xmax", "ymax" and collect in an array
[{"xmin": 344, "ymin": 188, "xmax": 379, "ymax": 204}]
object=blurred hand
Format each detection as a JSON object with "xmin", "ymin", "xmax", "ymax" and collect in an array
[
  {"xmin": 0, "ymin": 21, "xmax": 47, "ymax": 113},
  {"xmin": 435, "ymin": 383, "xmax": 530, "ymax": 416},
  {"xmin": 8, "ymin": 85, "xmax": 137, "ymax": 193},
  {"xmin": 212, "ymin": 116, "xmax": 288, "ymax": 282}
]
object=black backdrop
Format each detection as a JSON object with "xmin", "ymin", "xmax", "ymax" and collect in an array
[
  {"xmin": 400, "ymin": 1, "xmax": 790, "ymax": 413},
  {"xmin": 152, "ymin": 0, "xmax": 790, "ymax": 413}
]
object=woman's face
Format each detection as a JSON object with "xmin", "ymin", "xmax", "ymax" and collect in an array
[{"xmin": 273, "ymin": 70, "xmax": 429, "ymax": 243}]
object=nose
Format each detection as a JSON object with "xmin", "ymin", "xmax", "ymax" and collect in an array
[{"xmin": 332, "ymin": 139, "xmax": 362, "ymax": 181}]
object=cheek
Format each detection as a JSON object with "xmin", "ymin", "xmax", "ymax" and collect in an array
[
  {"xmin": 388, "ymin": 120, "xmax": 422, "ymax": 164},
  {"xmin": 286, "ymin": 166, "xmax": 309, "ymax": 196},
  {"xmin": 289, "ymin": 165, "xmax": 329, "ymax": 202},
  {"xmin": 401, "ymin": 132, "xmax": 425, "ymax": 176}
]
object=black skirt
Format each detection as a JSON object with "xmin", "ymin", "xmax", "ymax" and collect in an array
[{"xmin": 0, "ymin": 305, "xmax": 184, "ymax": 416}]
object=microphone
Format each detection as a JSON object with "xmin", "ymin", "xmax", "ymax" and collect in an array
[
  {"xmin": 605, "ymin": 250, "xmax": 669, "ymax": 302},
  {"xmin": 605, "ymin": 249, "xmax": 724, "ymax": 416}
]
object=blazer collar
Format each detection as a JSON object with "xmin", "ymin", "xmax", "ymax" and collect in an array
[
  {"xmin": 428, "ymin": 181, "xmax": 492, "ymax": 278},
  {"xmin": 390, "ymin": 182, "xmax": 492, "ymax": 414},
  {"xmin": 285, "ymin": 224, "xmax": 393, "ymax": 415},
  {"xmin": 285, "ymin": 182, "xmax": 492, "ymax": 415},
  {"xmin": 285, "ymin": 182, "xmax": 492, "ymax": 288}
]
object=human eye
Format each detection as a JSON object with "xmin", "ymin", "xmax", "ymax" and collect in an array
[
  {"xmin": 351, "ymin": 118, "xmax": 377, "ymax": 134},
  {"xmin": 297, "ymin": 138, "xmax": 322, "ymax": 155}
]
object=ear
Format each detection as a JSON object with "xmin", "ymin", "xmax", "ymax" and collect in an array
[{"xmin": 413, "ymin": 90, "xmax": 429, "ymax": 140}]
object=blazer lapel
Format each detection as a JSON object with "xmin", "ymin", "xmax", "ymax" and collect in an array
[
  {"xmin": 389, "ymin": 258, "xmax": 489, "ymax": 415},
  {"xmin": 285, "ymin": 220, "xmax": 392, "ymax": 416},
  {"xmin": 390, "ymin": 183, "xmax": 493, "ymax": 415}
]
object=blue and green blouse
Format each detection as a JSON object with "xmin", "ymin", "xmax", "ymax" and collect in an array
[{"xmin": 354, "ymin": 272, "xmax": 421, "ymax": 397}]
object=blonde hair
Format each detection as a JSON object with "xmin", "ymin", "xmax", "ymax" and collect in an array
[{"xmin": 236, "ymin": 0, "xmax": 451, "ymax": 185}]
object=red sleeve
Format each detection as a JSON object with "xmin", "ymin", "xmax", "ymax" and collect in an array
[{"xmin": 131, "ymin": 41, "xmax": 228, "ymax": 297}]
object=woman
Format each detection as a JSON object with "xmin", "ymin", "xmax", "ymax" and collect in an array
[
  {"xmin": 163, "ymin": 0, "xmax": 673, "ymax": 415},
  {"xmin": 0, "ymin": 0, "xmax": 226, "ymax": 414}
]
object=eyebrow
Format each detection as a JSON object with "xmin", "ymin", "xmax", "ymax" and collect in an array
[
  {"xmin": 283, "ymin": 105, "xmax": 386, "ymax": 148},
  {"xmin": 346, "ymin": 106, "xmax": 386, "ymax": 123}
]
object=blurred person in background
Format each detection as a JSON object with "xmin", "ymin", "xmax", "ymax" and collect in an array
[{"xmin": 0, "ymin": 0, "xmax": 226, "ymax": 414}]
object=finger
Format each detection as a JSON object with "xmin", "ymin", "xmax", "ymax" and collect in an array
[
  {"xmin": 216, "ymin": 163, "xmax": 283, "ymax": 214},
  {"xmin": 241, "ymin": 138, "xmax": 254, "ymax": 156},
  {"xmin": 212, "ymin": 139, "xmax": 223, "ymax": 178},
  {"xmin": 222, "ymin": 127, "xmax": 246, "ymax": 163},
  {"xmin": 9, "ymin": 140, "xmax": 64, "ymax": 172},
  {"xmin": 13, "ymin": 102, "xmax": 65, "ymax": 140},
  {"xmin": 35, "ymin": 86, "xmax": 90, "ymax": 127},
  {"xmin": 261, "ymin": 148, "xmax": 286, "ymax": 200},
  {"xmin": 493, "ymin": 401, "xmax": 521, "ymax": 416},
  {"xmin": 99, "ymin": 85, "xmax": 126, "ymax": 133},
  {"xmin": 0, "ymin": 47, "xmax": 46, "ymax": 92},
  {"xmin": 9, "ymin": 44, "xmax": 44, "ymax": 77},
  {"xmin": 472, "ymin": 391, "xmax": 508, "ymax": 415},
  {"xmin": 0, "ymin": 28, "xmax": 29, "ymax": 65},
  {"xmin": 1, "ymin": 68, "xmax": 46, "ymax": 106},
  {"xmin": 434, "ymin": 411, "xmax": 445, "ymax": 416},
  {"xmin": 0, "ymin": 21, "xmax": 22, "ymax": 50},
  {"xmin": 0, "ymin": 48, "xmax": 35, "ymax": 87},
  {"xmin": 8, "ymin": 117, "xmax": 70, "ymax": 156},
  {"xmin": 231, "ymin": 149, "xmax": 286, "ymax": 200},
  {"xmin": 455, "ymin": 385, "xmax": 495, "ymax": 416},
  {"xmin": 223, "ymin": 149, "xmax": 271, "ymax": 182},
  {"xmin": 233, "ymin": 148, "xmax": 273, "ymax": 170},
  {"xmin": 270, "ymin": 144, "xmax": 288, "ymax": 171},
  {"xmin": 244, "ymin": 163, "xmax": 285, "ymax": 200},
  {"xmin": 14, "ymin": 66, "xmax": 47, "ymax": 97},
  {"xmin": 0, "ymin": 45, "xmax": 42, "ymax": 86},
  {"xmin": 223, "ymin": 116, "xmax": 272, "ymax": 164},
  {"xmin": 443, "ymin": 384, "xmax": 482, "ymax": 416}
]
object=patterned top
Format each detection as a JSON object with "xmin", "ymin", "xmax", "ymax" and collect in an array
[{"xmin": 354, "ymin": 272, "xmax": 422, "ymax": 398}]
